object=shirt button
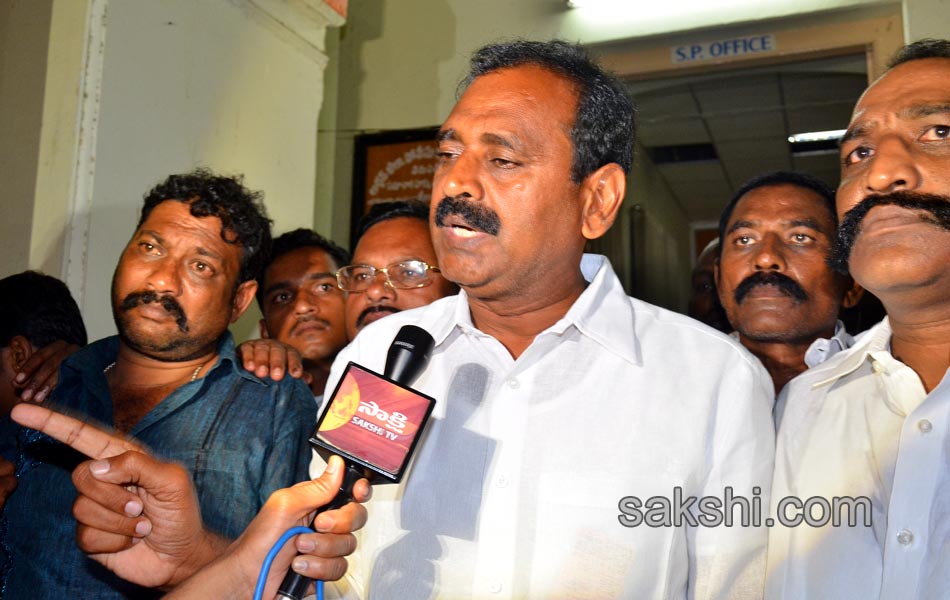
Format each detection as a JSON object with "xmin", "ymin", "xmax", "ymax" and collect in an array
[
  {"xmin": 918, "ymin": 419, "xmax": 933, "ymax": 434},
  {"xmin": 897, "ymin": 529, "xmax": 914, "ymax": 546},
  {"xmin": 507, "ymin": 378, "xmax": 520, "ymax": 389},
  {"xmin": 496, "ymin": 475, "xmax": 510, "ymax": 488},
  {"xmin": 489, "ymin": 582, "xmax": 503, "ymax": 593}
]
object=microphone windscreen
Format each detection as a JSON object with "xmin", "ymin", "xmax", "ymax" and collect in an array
[{"xmin": 384, "ymin": 325, "xmax": 435, "ymax": 385}]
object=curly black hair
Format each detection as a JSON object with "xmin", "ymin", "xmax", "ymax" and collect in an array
[
  {"xmin": 460, "ymin": 39, "xmax": 635, "ymax": 184},
  {"xmin": 139, "ymin": 168, "xmax": 272, "ymax": 284},
  {"xmin": 256, "ymin": 229, "xmax": 351, "ymax": 307},
  {"xmin": 718, "ymin": 171, "xmax": 837, "ymax": 256},
  {"xmin": 889, "ymin": 38, "xmax": 950, "ymax": 68},
  {"xmin": 0, "ymin": 271, "xmax": 88, "ymax": 348}
]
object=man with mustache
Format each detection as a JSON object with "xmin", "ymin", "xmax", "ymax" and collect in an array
[
  {"xmin": 255, "ymin": 229, "xmax": 350, "ymax": 395},
  {"xmin": 340, "ymin": 201, "xmax": 457, "ymax": 340},
  {"xmin": 767, "ymin": 39, "xmax": 950, "ymax": 599},
  {"xmin": 1, "ymin": 169, "xmax": 317, "ymax": 598},
  {"xmin": 313, "ymin": 40, "xmax": 773, "ymax": 598},
  {"xmin": 715, "ymin": 171, "xmax": 863, "ymax": 394},
  {"xmin": 44, "ymin": 42, "xmax": 772, "ymax": 599}
]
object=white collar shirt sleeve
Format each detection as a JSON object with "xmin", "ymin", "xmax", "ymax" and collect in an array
[{"xmin": 317, "ymin": 255, "xmax": 774, "ymax": 599}]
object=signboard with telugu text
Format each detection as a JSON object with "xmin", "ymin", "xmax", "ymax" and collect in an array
[{"xmin": 352, "ymin": 127, "xmax": 440, "ymax": 245}]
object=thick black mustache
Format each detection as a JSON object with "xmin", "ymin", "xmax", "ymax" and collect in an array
[
  {"xmin": 734, "ymin": 271, "xmax": 808, "ymax": 304},
  {"xmin": 356, "ymin": 305, "xmax": 399, "ymax": 330},
  {"xmin": 434, "ymin": 195, "xmax": 501, "ymax": 236},
  {"xmin": 829, "ymin": 191, "xmax": 950, "ymax": 274},
  {"xmin": 119, "ymin": 291, "xmax": 189, "ymax": 332}
]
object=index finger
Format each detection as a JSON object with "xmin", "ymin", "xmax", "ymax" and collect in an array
[{"xmin": 10, "ymin": 404, "xmax": 141, "ymax": 459}]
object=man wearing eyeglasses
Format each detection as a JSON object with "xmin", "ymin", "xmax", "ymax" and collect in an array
[
  {"xmin": 340, "ymin": 201, "xmax": 458, "ymax": 340},
  {"xmin": 255, "ymin": 229, "xmax": 351, "ymax": 395}
]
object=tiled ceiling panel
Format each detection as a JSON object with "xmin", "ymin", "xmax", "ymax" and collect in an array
[
  {"xmin": 627, "ymin": 55, "xmax": 867, "ymax": 223},
  {"xmin": 692, "ymin": 74, "xmax": 782, "ymax": 114},
  {"xmin": 638, "ymin": 116, "xmax": 710, "ymax": 147},
  {"xmin": 792, "ymin": 153, "xmax": 842, "ymax": 188}
]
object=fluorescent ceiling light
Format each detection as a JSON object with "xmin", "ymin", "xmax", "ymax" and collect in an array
[{"xmin": 787, "ymin": 129, "xmax": 847, "ymax": 144}]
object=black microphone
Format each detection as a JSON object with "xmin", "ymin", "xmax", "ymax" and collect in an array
[
  {"xmin": 384, "ymin": 325, "xmax": 435, "ymax": 382},
  {"xmin": 277, "ymin": 325, "xmax": 436, "ymax": 599}
]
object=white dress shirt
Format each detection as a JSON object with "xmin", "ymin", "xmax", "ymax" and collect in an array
[
  {"xmin": 768, "ymin": 318, "xmax": 950, "ymax": 600},
  {"xmin": 317, "ymin": 255, "xmax": 775, "ymax": 600}
]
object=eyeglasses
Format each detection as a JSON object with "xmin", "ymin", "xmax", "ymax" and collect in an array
[{"xmin": 335, "ymin": 260, "xmax": 442, "ymax": 292}]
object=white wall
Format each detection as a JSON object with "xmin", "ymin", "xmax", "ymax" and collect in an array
[
  {"xmin": 903, "ymin": 0, "xmax": 950, "ymax": 40},
  {"xmin": 0, "ymin": 0, "xmax": 52, "ymax": 274},
  {"xmin": 78, "ymin": 0, "xmax": 339, "ymax": 339}
]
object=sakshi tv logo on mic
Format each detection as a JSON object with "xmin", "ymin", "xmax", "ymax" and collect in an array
[{"xmin": 316, "ymin": 366, "xmax": 431, "ymax": 475}]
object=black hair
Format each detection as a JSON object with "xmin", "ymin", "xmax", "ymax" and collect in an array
[
  {"xmin": 889, "ymin": 38, "xmax": 950, "ymax": 68},
  {"xmin": 0, "ymin": 271, "xmax": 88, "ymax": 349},
  {"xmin": 356, "ymin": 201, "xmax": 430, "ymax": 243},
  {"xmin": 139, "ymin": 168, "xmax": 272, "ymax": 284},
  {"xmin": 718, "ymin": 171, "xmax": 837, "ymax": 254},
  {"xmin": 256, "ymin": 229, "xmax": 351, "ymax": 306},
  {"xmin": 460, "ymin": 39, "xmax": 635, "ymax": 183}
]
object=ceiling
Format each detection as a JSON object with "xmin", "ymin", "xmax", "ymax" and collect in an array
[{"xmin": 626, "ymin": 53, "xmax": 869, "ymax": 224}]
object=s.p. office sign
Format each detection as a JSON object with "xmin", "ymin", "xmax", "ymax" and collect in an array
[{"xmin": 672, "ymin": 34, "xmax": 776, "ymax": 64}]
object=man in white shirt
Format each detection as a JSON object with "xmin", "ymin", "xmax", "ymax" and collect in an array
[
  {"xmin": 715, "ymin": 171, "xmax": 864, "ymax": 395},
  {"xmin": 318, "ymin": 40, "xmax": 774, "ymax": 599},
  {"xmin": 767, "ymin": 38, "xmax": 950, "ymax": 599}
]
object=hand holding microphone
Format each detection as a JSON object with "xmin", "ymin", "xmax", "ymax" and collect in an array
[
  {"xmin": 10, "ymin": 403, "xmax": 370, "ymax": 595},
  {"xmin": 277, "ymin": 325, "xmax": 437, "ymax": 599}
]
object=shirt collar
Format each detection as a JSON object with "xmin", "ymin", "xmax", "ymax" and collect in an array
[
  {"xmin": 810, "ymin": 317, "xmax": 891, "ymax": 388},
  {"xmin": 430, "ymin": 254, "xmax": 641, "ymax": 365},
  {"xmin": 62, "ymin": 331, "xmax": 257, "ymax": 384},
  {"xmin": 803, "ymin": 320, "xmax": 855, "ymax": 368}
]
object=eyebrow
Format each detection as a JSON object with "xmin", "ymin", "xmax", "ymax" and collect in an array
[
  {"xmin": 726, "ymin": 218, "xmax": 828, "ymax": 235},
  {"xmin": 195, "ymin": 247, "xmax": 223, "ymax": 261},
  {"xmin": 726, "ymin": 220, "xmax": 756, "ymax": 235},
  {"xmin": 140, "ymin": 230, "xmax": 166, "ymax": 245},
  {"xmin": 788, "ymin": 218, "xmax": 825, "ymax": 231},
  {"xmin": 436, "ymin": 128, "xmax": 520, "ymax": 151},
  {"xmin": 841, "ymin": 102, "xmax": 950, "ymax": 145},
  {"xmin": 264, "ymin": 272, "xmax": 336, "ymax": 297}
]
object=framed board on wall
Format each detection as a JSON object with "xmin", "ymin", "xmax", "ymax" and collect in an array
[{"xmin": 351, "ymin": 127, "xmax": 440, "ymax": 247}]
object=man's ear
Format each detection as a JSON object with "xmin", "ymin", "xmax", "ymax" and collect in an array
[
  {"xmin": 713, "ymin": 257, "xmax": 721, "ymax": 289},
  {"xmin": 842, "ymin": 278, "xmax": 865, "ymax": 309},
  {"xmin": 230, "ymin": 280, "xmax": 258, "ymax": 324},
  {"xmin": 580, "ymin": 163, "xmax": 626, "ymax": 240},
  {"xmin": 259, "ymin": 319, "xmax": 271, "ymax": 339},
  {"xmin": 7, "ymin": 336, "xmax": 35, "ymax": 372}
]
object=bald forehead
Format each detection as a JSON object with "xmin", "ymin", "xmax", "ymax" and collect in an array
[{"xmin": 354, "ymin": 217, "xmax": 436, "ymax": 264}]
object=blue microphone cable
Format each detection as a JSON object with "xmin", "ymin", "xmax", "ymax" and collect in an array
[{"xmin": 254, "ymin": 526, "xmax": 325, "ymax": 600}]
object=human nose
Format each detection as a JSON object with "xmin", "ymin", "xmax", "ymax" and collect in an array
[
  {"xmin": 146, "ymin": 259, "xmax": 182, "ymax": 295},
  {"xmin": 865, "ymin": 136, "xmax": 922, "ymax": 194},
  {"xmin": 293, "ymin": 289, "xmax": 317, "ymax": 315},
  {"xmin": 753, "ymin": 234, "xmax": 787, "ymax": 271},
  {"xmin": 438, "ymin": 151, "xmax": 484, "ymax": 200},
  {"xmin": 364, "ymin": 271, "xmax": 396, "ymax": 304}
]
